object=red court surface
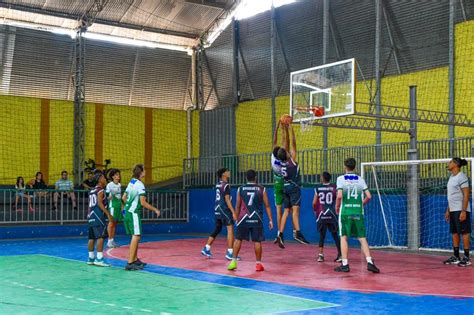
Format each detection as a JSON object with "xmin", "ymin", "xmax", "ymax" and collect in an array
[{"xmin": 108, "ymin": 238, "xmax": 474, "ymax": 298}]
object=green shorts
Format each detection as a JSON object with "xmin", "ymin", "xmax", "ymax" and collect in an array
[
  {"xmin": 109, "ymin": 202, "xmax": 123, "ymax": 222},
  {"xmin": 274, "ymin": 177, "xmax": 284, "ymax": 206},
  {"xmin": 339, "ymin": 215, "xmax": 366, "ymax": 238},
  {"xmin": 124, "ymin": 211, "xmax": 142, "ymax": 236}
]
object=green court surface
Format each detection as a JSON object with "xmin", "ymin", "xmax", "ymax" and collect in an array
[{"xmin": 0, "ymin": 255, "xmax": 334, "ymax": 314}]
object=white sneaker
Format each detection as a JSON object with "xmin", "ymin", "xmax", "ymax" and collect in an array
[{"xmin": 93, "ymin": 258, "xmax": 110, "ymax": 267}]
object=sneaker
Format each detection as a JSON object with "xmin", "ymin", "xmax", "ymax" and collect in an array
[
  {"xmin": 227, "ymin": 260, "xmax": 237, "ymax": 271},
  {"xmin": 135, "ymin": 258, "xmax": 147, "ymax": 267},
  {"xmin": 443, "ymin": 256, "xmax": 460, "ymax": 265},
  {"xmin": 367, "ymin": 261, "xmax": 380, "ymax": 273},
  {"xmin": 276, "ymin": 233, "xmax": 285, "ymax": 249},
  {"xmin": 256, "ymin": 263, "xmax": 265, "ymax": 271},
  {"xmin": 225, "ymin": 251, "xmax": 241, "ymax": 261},
  {"xmin": 334, "ymin": 255, "xmax": 342, "ymax": 263},
  {"xmin": 125, "ymin": 263, "xmax": 143, "ymax": 271},
  {"xmin": 201, "ymin": 246, "xmax": 212, "ymax": 258},
  {"xmin": 87, "ymin": 257, "xmax": 95, "ymax": 265},
  {"xmin": 294, "ymin": 231, "xmax": 310, "ymax": 245},
  {"xmin": 458, "ymin": 256, "xmax": 471, "ymax": 267},
  {"xmin": 106, "ymin": 242, "xmax": 116, "ymax": 249},
  {"xmin": 334, "ymin": 264, "xmax": 350, "ymax": 272},
  {"xmin": 112, "ymin": 240, "xmax": 120, "ymax": 248},
  {"xmin": 317, "ymin": 253, "xmax": 324, "ymax": 262},
  {"xmin": 93, "ymin": 258, "xmax": 110, "ymax": 267}
]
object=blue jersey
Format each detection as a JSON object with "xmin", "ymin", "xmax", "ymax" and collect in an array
[
  {"xmin": 214, "ymin": 180, "xmax": 232, "ymax": 220},
  {"xmin": 87, "ymin": 185, "xmax": 107, "ymax": 227},
  {"xmin": 236, "ymin": 183, "xmax": 265, "ymax": 227},
  {"xmin": 282, "ymin": 157, "xmax": 301, "ymax": 187}
]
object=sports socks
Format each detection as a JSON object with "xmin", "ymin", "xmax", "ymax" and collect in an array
[
  {"xmin": 205, "ymin": 244, "xmax": 211, "ymax": 250},
  {"xmin": 454, "ymin": 247, "xmax": 460, "ymax": 258},
  {"xmin": 366, "ymin": 257, "xmax": 373, "ymax": 264},
  {"xmin": 97, "ymin": 252, "xmax": 103, "ymax": 259},
  {"xmin": 342, "ymin": 259, "xmax": 348, "ymax": 266},
  {"xmin": 228, "ymin": 248, "xmax": 233, "ymax": 254},
  {"xmin": 88, "ymin": 251, "xmax": 95, "ymax": 259},
  {"xmin": 464, "ymin": 249, "xmax": 470, "ymax": 258}
]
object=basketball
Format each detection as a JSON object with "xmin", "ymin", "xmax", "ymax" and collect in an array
[
  {"xmin": 280, "ymin": 114, "xmax": 293, "ymax": 126},
  {"xmin": 313, "ymin": 106, "xmax": 325, "ymax": 117}
]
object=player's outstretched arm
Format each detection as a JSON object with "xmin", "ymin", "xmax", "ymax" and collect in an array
[
  {"xmin": 262, "ymin": 190, "xmax": 274, "ymax": 230},
  {"xmin": 97, "ymin": 190, "xmax": 113, "ymax": 221},
  {"xmin": 336, "ymin": 190, "xmax": 343, "ymax": 214},
  {"xmin": 140, "ymin": 195, "xmax": 161, "ymax": 217},
  {"xmin": 288, "ymin": 124, "xmax": 297, "ymax": 160},
  {"xmin": 282, "ymin": 124, "xmax": 289, "ymax": 152},
  {"xmin": 273, "ymin": 120, "xmax": 281, "ymax": 148}
]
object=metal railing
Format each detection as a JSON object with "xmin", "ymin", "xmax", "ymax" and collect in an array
[
  {"xmin": 183, "ymin": 137, "xmax": 473, "ymax": 187},
  {"xmin": 0, "ymin": 189, "xmax": 188, "ymax": 224}
]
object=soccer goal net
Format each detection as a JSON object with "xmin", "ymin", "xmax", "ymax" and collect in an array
[{"xmin": 361, "ymin": 158, "xmax": 473, "ymax": 251}]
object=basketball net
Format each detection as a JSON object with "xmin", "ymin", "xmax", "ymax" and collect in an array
[{"xmin": 293, "ymin": 106, "xmax": 315, "ymax": 133}]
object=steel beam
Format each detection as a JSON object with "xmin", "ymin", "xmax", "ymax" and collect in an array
[
  {"xmin": 448, "ymin": 0, "xmax": 456, "ymax": 154},
  {"xmin": 322, "ymin": 0, "xmax": 329, "ymax": 171},
  {"xmin": 270, "ymin": 4, "xmax": 277, "ymax": 136},
  {"xmin": 375, "ymin": 0, "xmax": 382, "ymax": 161}
]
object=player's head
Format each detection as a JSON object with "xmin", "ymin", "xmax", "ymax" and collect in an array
[
  {"xmin": 273, "ymin": 146, "xmax": 280, "ymax": 158},
  {"xmin": 109, "ymin": 168, "xmax": 121, "ymax": 182},
  {"xmin": 132, "ymin": 164, "xmax": 145, "ymax": 180},
  {"xmin": 448, "ymin": 157, "xmax": 468, "ymax": 172},
  {"xmin": 93, "ymin": 170, "xmax": 106, "ymax": 187},
  {"xmin": 321, "ymin": 171, "xmax": 331, "ymax": 184},
  {"xmin": 344, "ymin": 158, "xmax": 356, "ymax": 172},
  {"xmin": 217, "ymin": 168, "xmax": 230, "ymax": 181},
  {"xmin": 246, "ymin": 169, "xmax": 257, "ymax": 183},
  {"xmin": 16, "ymin": 176, "xmax": 24, "ymax": 186},
  {"xmin": 277, "ymin": 147, "xmax": 288, "ymax": 162}
]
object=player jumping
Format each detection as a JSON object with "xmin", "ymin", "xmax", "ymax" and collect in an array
[
  {"xmin": 313, "ymin": 172, "xmax": 342, "ymax": 262},
  {"xmin": 334, "ymin": 158, "xmax": 379, "ymax": 273}
]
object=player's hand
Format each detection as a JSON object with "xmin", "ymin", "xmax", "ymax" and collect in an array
[
  {"xmin": 444, "ymin": 210, "xmax": 450, "ymax": 222},
  {"xmin": 269, "ymin": 221, "xmax": 274, "ymax": 230},
  {"xmin": 232, "ymin": 213, "xmax": 237, "ymax": 221},
  {"xmin": 107, "ymin": 214, "xmax": 113, "ymax": 221},
  {"xmin": 460, "ymin": 211, "xmax": 466, "ymax": 222},
  {"xmin": 155, "ymin": 209, "xmax": 161, "ymax": 217}
]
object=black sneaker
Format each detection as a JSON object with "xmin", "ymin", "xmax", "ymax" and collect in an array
[
  {"xmin": 276, "ymin": 233, "xmax": 285, "ymax": 249},
  {"xmin": 334, "ymin": 264, "xmax": 350, "ymax": 272},
  {"xmin": 334, "ymin": 255, "xmax": 342, "ymax": 263},
  {"xmin": 125, "ymin": 263, "xmax": 144, "ymax": 271},
  {"xmin": 367, "ymin": 261, "xmax": 380, "ymax": 273},
  {"xmin": 134, "ymin": 259, "xmax": 147, "ymax": 267},
  {"xmin": 443, "ymin": 256, "xmax": 460, "ymax": 265},
  {"xmin": 273, "ymin": 232, "xmax": 281, "ymax": 244},
  {"xmin": 458, "ymin": 256, "xmax": 471, "ymax": 267},
  {"xmin": 294, "ymin": 231, "xmax": 310, "ymax": 245},
  {"xmin": 317, "ymin": 253, "xmax": 324, "ymax": 262}
]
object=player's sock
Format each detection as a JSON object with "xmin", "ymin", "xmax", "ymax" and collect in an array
[
  {"xmin": 454, "ymin": 247, "xmax": 460, "ymax": 258},
  {"xmin": 205, "ymin": 244, "xmax": 211, "ymax": 251},
  {"xmin": 464, "ymin": 249, "xmax": 470, "ymax": 258},
  {"xmin": 97, "ymin": 252, "xmax": 103, "ymax": 260},
  {"xmin": 366, "ymin": 257, "xmax": 373, "ymax": 264},
  {"xmin": 232, "ymin": 257, "xmax": 237, "ymax": 262},
  {"xmin": 88, "ymin": 251, "xmax": 95, "ymax": 259},
  {"xmin": 342, "ymin": 259, "xmax": 348, "ymax": 266},
  {"xmin": 228, "ymin": 248, "xmax": 233, "ymax": 254},
  {"xmin": 109, "ymin": 238, "xmax": 114, "ymax": 243}
]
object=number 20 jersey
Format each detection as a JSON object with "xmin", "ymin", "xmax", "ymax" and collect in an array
[
  {"xmin": 336, "ymin": 173, "xmax": 368, "ymax": 216},
  {"xmin": 314, "ymin": 183, "xmax": 337, "ymax": 222}
]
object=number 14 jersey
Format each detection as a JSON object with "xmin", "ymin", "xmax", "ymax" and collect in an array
[{"xmin": 336, "ymin": 173, "xmax": 369, "ymax": 216}]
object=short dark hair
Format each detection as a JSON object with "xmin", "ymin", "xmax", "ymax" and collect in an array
[
  {"xmin": 92, "ymin": 169, "xmax": 104, "ymax": 185},
  {"xmin": 322, "ymin": 171, "xmax": 331, "ymax": 183},
  {"xmin": 109, "ymin": 168, "xmax": 120, "ymax": 180},
  {"xmin": 272, "ymin": 146, "xmax": 280, "ymax": 158},
  {"xmin": 132, "ymin": 164, "xmax": 144, "ymax": 179},
  {"xmin": 277, "ymin": 147, "xmax": 288, "ymax": 162},
  {"xmin": 452, "ymin": 157, "xmax": 468, "ymax": 167},
  {"xmin": 61, "ymin": 170, "xmax": 68, "ymax": 175},
  {"xmin": 246, "ymin": 169, "xmax": 257, "ymax": 182},
  {"xmin": 217, "ymin": 168, "xmax": 228, "ymax": 179},
  {"xmin": 344, "ymin": 158, "xmax": 356, "ymax": 171}
]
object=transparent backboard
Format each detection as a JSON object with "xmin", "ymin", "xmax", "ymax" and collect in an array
[{"xmin": 290, "ymin": 58, "xmax": 355, "ymax": 122}]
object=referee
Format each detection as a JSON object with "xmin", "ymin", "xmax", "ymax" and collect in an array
[{"xmin": 443, "ymin": 157, "xmax": 471, "ymax": 267}]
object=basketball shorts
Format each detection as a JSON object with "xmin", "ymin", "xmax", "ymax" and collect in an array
[
  {"xmin": 274, "ymin": 177, "xmax": 284, "ymax": 206},
  {"xmin": 339, "ymin": 215, "xmax": 366, "ymax": 238},
  {"xmin": 88, "ymin": 225, "xmax": 108, "ymax": 240},
  {"xmin": 282, "ymin": 184, "xmax": 301, "ymax": 209},
  {"xmin": 450, "ymin": 211, "xmax": 471, "ymax": 234},
  {"xmin": 236, "ymin": 225, "xmax": 265, "ymax": 242},
  {"xmin": 109, "ymin": 205, "xmax": 123, "ymax": 222},
  {"xmin": 124, "ymin": 211, "xmax": 142, "ymax": 236},
  {"xmin": 215, "ymin": 208, "xmax": 234, "ymax": 226},
  {"xmin": 317, "ymin": 219, "xmax": 338, "ymax": 233}
]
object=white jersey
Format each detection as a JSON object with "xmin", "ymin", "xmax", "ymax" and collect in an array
[
  {"xmin": 447, "ymin": 171, "xmax": 470, "ymax": 212},
  {"xmin": 271, "ymin": 154, "xmax": 285, "ymax": 177},
  {"xmin": 124, "ymin": 179, "xmax": 146, "ymax": 214},
  {"xmin": 106, "ymin": 182, "xmax": 121, "ymax": 199}
]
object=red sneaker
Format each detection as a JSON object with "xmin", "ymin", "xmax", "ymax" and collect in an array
[{"xmin": 256, "ymin": 263, "xmax": 264, "ymax": 272}]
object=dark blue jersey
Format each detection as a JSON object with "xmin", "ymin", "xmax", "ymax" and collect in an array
[
  {"xmin": 214, "ymin": 180, "xmax": 231, "ymax": 220},
  {"xmin": 282, "ymin": 157, "xmax": 301, "ymax": 187},
  {"xmin": 87, "ymin": 185, "xmax": 107, "ymax": 227},
  {"xmin": 314, "ymin": 184, "xmax": 337, "ymax": 222},
  {"xmin": 236, "ymin": 183, "xmax": 265, "ymax": 227}
]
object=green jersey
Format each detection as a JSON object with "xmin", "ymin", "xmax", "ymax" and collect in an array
[
  {"xmin": 123, "ymin": 178, "xmax": 146, "ymax": 215},
  {"xmin": 336, "ymin": 173, "xmax": 368, "ymax": 216},
  {"xmin": 106, "ymin": 182, "xmax": 122, "ymax": 210}
]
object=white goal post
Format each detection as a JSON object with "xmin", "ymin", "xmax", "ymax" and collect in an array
[{"xmin": 361, "ymin": 158, "xmax": 473, "ymax": 251}]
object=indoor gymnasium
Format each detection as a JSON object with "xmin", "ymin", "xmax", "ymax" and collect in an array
[{"xmin": 1, "ymin": 0, "xmax": 473, "ymax": 314}]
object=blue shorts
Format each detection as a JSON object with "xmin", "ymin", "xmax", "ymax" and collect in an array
[
  {"xmin": 282, "ymin": 184, "xmax": 301, "ymax": 209},
  {"xmin": 236, "ymin": 225, "xmax": 265, "ymax": 242}
]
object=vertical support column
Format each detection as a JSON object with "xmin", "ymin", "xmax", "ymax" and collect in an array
[
  {"xmin": 322, "ymin": 0, "xmax": 329, "ymax": 171},
  {"xmin": 187, "ymin": 49, "xmax": 197, "ymax": 161},
  {"xmin": 40, "ymin": 99, "xmax": 50, "ymax": 184},
  {"xmin": 375, "ymin": 0, "xmax": 382, "ymax": 161},
  {"xmin": 270, "ymin": 3, "xmax": 277, "ymax": 136},
  {"xmin": 448, "ymin": 0, "xmax": 455, "ymax": 154},
  {"xmin": 94, "ymin": 103, "xmax": 104, "ymax": 166},
  {"xmin": 407, "ymin": 86, "xmax": 420, "ymax": 250},
  {"xmin": 144, "ymin": 108, "xmax": 153, "ymax": 184},
  {"xmin": 73, "ymin": 29, "xmax": 86, "ymax": 187},
  {"xmin": 232, "ymin": 18, "xmax": 240, "ymax": 107}
]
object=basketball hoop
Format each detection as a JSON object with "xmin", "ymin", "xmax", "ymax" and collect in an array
[{"xmin": 293, "ymin": 106, "xmax": 315, "ymax": 133}]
